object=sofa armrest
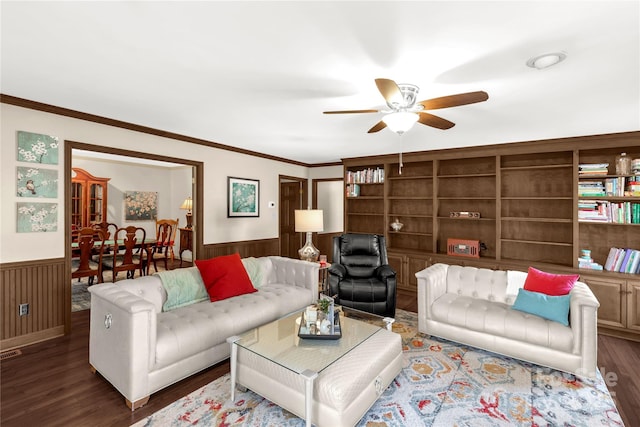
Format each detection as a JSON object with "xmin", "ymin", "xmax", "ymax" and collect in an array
[
  {"xmin": 267, "ymin": 256, "xmax": 319, "ymax": 300},
  {"xmin": 328, "ymin": 263, "xmax": 346, "ymax": 278},
  {"xmin": 375, "ymin": 264, "xmax": 396, "ymax": 280},
  {"xmin": 415, "ymin": 263, "xmax": 449, "ymax": 333},
  {"xmin": 88, "ymin": 284, "xmax": 158, "ymax": 403},
  {"xmin": 569, "ymin": 281, "xmax": 600, "ymax": 377}
]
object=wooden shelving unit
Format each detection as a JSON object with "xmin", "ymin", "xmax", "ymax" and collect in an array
[{"xmin": 341, "ymin": 131, "xmax": 640, "ymax": 340}]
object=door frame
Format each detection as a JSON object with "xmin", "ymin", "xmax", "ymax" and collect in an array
[
  {"xmin": 63, "ymin": 140, "xmax": 204, "ymax": 333},
  {"xmin": 278, "ymin": 175, "xmax": 308, "ymax": 257}
]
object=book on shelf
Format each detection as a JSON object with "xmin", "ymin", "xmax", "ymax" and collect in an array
[
  {"xmin": 346, "ymin": 168, "xmax": 384, "ymax": 184},
  {"xmin": 578, "ymin": 257, "xmax": 603, "ymax": 270},
  {"xmin": 604, "ymin": 247, "xmax": 640, "ymax": 273},
  {"xmin": 578, "ymin": 200, "xmax": 640, "ymax": 224},
  {"xmin": 345, "ymin": 183, "xmax": 360, "ymax": 197},
  {"xmin": 604, "ymin": 247, "xmax": 619, "ymax": 271},
  {"xmin": 579, "ymin": 163, "xmax": 609, "ymax": 175},
  {"xmin": 627, "ymin": 250, "xmax": 640, "ymax": 273}
]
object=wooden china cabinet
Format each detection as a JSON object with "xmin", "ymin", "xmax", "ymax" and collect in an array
[{"xmin": 71, "ymin": 167, "xmax": 110, "ymax": 229}]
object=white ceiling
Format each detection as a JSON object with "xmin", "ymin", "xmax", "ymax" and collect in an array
[{"xmin": 2, "ymin": 1, "xmax": 639, "ymax": 165}]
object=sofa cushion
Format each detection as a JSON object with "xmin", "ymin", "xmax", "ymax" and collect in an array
[
  {"xmin": 445, "ymin": 265, "xmax": 509, "ymax": 303},
  {"xmin": 523, "ymin": 267, "xmax": 578, "ymax": 296},
  {"xmin": 153, "ymin": 283, "xmax": 313, "ymax": 370},
  {"xmin": 431, "ymin": 293, "xmax": 573, "ymax": 353},
  {"xmin": 195, "ymin": 253, "xmax": 257, "ymax": 302},
  {"xmin": 512, "ymin": 288, "xmax": 571, "ymax": 326},
  {"xmin": 241, "ymin": 257, "xmax": 273, "ymax": 288},
  {"xmin": 155, "ymin": 267, "xmax": 208, "ymax": 312}
]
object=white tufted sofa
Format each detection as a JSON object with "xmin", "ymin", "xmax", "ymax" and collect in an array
[
  {"xmin": 416, "ymin": 263, "xmax": 600, "ymax": 378},
  {"xmin": 88, "ymin": 256, "xmax": 318, "ymax": 409}
]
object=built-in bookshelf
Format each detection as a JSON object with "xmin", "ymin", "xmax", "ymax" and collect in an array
[
  {"xmin": 341, "ymin": 131, "xmax": 640, "ymax": 340},
  {"xmin": 436, "ymin": 156, "xmax": 497, "ymax": 258},
  {"xmin": 344, "ymin": 164, "xmax": 385, "ymax": 235},
  {"xmin": 578, "ymin": 147, "xmax": 640, "ymax": 275},
  {"xmin": 387, "ymin": 161, "xmax": 434, "ymax": 253},
  {"xmin": 500, "ymin": 152, "xmax": 574, "ymax": 266}
]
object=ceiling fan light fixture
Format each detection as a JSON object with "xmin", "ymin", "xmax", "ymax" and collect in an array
[
  {"xmin": 526, "ymin": 52, "xmax": 567, "ymax": 70},
  {"xmin": 383, "ymin": 112, "xmax": 419, "ymax": 135}
]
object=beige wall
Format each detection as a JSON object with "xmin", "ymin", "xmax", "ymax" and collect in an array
[{"xmin": 1, "ymin": 103, "xmax": 341, "ymax": 263}]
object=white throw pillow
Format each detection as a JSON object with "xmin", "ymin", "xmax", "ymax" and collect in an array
[{"xmin": 506, "ymin": 270, "xmax": 528, "ymax": 304}]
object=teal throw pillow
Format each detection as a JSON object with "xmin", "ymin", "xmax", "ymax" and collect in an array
[
  {"xmin": 157, "ymin": 267, "xmax": 208, "ymax": 311},
  {"xmin": 511, "ymin": 288, "xmax": 571, "ymax": 326}
]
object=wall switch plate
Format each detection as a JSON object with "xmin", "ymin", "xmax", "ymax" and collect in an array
[{"xmin": 19, "ymin": 303, "xmax": 29, "ymax": 316}]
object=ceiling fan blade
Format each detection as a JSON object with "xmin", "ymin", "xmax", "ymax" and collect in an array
[
  {"xmin": 418, "ymin": 112, "xmax": 455, "ymax": 130},
  {"xmin": 418, "ymin": 91, "xmax": 489, "ymax": 110},
  {"xmin": 323, "ymin": 109, "xmax": 379, "ymax": 114},
  {"xmin": 375, "ymin": 78, "xmax": 403, "ymax": 105},
  {"xmin": 367, "ymin": 121, "xmax": 387, "ymax": 133}
]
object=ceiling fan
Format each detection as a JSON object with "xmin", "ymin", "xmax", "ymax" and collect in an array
[{"xmin": 323, "ymin": 78, "xmax": 489, "ymax": 135}]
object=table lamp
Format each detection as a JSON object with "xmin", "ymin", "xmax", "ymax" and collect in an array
[
  {"xmin": 180, "ymin": 196, "xmax": 193, "ymax": 229},
  {"xmin": 295, "ymin": 209, "xmax": 323, "ymax": 262}
]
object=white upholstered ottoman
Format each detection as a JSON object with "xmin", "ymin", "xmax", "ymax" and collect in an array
[{"xmin": 228, "ymin": 312, "xmax": 403, "ymax": 427}]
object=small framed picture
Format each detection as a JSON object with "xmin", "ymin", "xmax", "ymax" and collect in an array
[{"xmin": 228, "ymin": 177, "xmax": 259, "ymax": 217}]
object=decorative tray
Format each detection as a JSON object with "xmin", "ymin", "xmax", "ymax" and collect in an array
[{"xmin": 298, "ymin": 309, "xmax": 342, "ymax": 340}]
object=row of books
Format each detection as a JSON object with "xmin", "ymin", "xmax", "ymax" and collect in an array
[
  {"xmin": 578, "ymin": 200, "xmax": 640, "ymax": 223},
  {"xmin": 604, "ymin": 247, "xmax": 640, "ymax": 274},
  {"xmin": 578, "ymin": 177, "xmax": 640, "ymax": 197},
  {"xmin": 579, "ymin": 163, "xmax": 609, "ymax": 175},
  {"xmin": 346, "ymin": 168, "xmax": 385, "ymax": 184}
]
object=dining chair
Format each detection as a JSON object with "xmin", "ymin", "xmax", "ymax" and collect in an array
[
  {"xmin": 155, "ymin": 218, "xmax": 179, "ymax": 261},
  {"xmin": 71, "ymin": 227, "xmax": 106, "ymax": 285},
  {"xmin": 102, "ymin": 226, "xmax": 147, "ymax": 282},
  {"xmin": 91, "ymin": 222, "xmax": 118, "ymax": 255},
  {"xmin": 91, "ymin": 221, "xmax": 118, "ymax": 241},
  {"xmin": 149, "ymin": 222, "xmax": 173, "ymax": 274}
]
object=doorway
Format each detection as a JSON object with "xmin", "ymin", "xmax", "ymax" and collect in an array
[
  {"xmin": 279, "ymin": 175, "xmax": 308, "ymax": 258},
  {"xmin": 63, "ymin": 141, "xmax": 204, "ymax": 332}
]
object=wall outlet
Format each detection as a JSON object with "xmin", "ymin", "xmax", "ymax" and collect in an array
[{"xmin": 19, "ymin": 303, "xmax": 29, "ymax": 316}]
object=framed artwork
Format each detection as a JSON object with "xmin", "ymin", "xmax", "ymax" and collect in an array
[
  {"xmin": 17, "ymin": 202, "xmax": 58, "ymax": 233},
  {"xmin": 16, "ymin": 167, "xmax": 58, "ymax": 198},
  {"xmin": 17, "ymin": 131, "xmax": 59, "ymax": 165},
  {"xmin": 124, "ymin": 191, "xmax": 158, "ymax": 221},
  {"xmin": 228, "ymin": 177, "xmax": 259, "ymax": 217}
]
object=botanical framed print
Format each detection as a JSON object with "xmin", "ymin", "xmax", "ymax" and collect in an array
[
  {"xmin": 228, "ymin": 177, "xmax": 259, "ymax": 217},
  {"xmin": 17, "ymin": 131, "xmax": 59, "ymax": 165},
  {"xmin": 16, "ymin": 167, "xmax": 58, "ymax": 198},
  {"xmin": 124, "ymin": 191, "xmax": 158, "ymax": 221},
  {"xmin": 17, "ymin": 202, "xmax": 58, "ymax": 232}
]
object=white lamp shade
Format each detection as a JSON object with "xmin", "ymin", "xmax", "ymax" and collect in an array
[
  {"xmin": 295, "ymin": 209, "xmax": 324, "ymax": 232},
  {"xmin": 382, "ymin": 112, "xmax": 419, "ymax": 134},
  {"xmin": 180, "ymin": 197, "xmax": 193, "ymax": 211}
]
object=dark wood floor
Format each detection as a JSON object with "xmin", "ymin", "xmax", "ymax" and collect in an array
[{"xmin": 1, "ymin": 289, "xmax": 639, "ymax": 427}]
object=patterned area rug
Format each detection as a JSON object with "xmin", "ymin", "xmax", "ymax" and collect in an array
[
  {"xmin": 72, "ymin": 279, "xmax": 91, "ymax": 312},
  {"xmin": 132, "ymin": 310, "xmax": 622, "ymax": 427}
]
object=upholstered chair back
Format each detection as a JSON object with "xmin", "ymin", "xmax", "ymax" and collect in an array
[{"xmin": 333, "ymin": 233, "xmax": 388, "ymax": 278}]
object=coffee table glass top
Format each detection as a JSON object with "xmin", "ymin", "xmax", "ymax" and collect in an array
[{"xmin": 235, "ymin": 308, "xmax": 382, "ymax": 375}]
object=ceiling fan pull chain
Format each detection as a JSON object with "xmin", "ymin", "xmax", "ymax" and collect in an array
[{"xmin": 399, "ymin": 150, "xmax": 403, "ymax": 175}]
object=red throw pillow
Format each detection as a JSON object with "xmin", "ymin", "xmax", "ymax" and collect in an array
[
  {"xmin": 523, "ymin": 267, "xmax": 578, "ymax": 296},
  {"xmin": 194, "ymin": 253, "xmax": 257, "ymax": 302}
]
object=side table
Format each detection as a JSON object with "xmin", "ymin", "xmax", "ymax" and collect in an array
[
  {"xmin": 318, "ymin": 262, "xmax": 331, "ymax": 297},
  {"xmin": 179, "ymin": 227, "xmax": 193, "ymax": 267}
]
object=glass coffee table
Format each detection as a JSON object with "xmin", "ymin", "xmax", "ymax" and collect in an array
[{"xmin": 227, "ymin": 307, "xmax": 399, "ymax": 427}]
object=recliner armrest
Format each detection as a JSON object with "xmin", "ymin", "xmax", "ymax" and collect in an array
[
  {"xmin": 375, "ymin": 264, "xmax": 396, "ymax": 280},
  {"xmin": 328, "ymin": 263, "xmax": 347, "ymax": 278}
]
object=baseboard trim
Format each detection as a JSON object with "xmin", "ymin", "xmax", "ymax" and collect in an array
[{"xmin": 0, "ymin": 325, "xmax": 65, "ymax": 351}]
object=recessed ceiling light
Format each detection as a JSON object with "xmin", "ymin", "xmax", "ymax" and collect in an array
[{"xmin": 526, "ymin": 52, "xmax": 567, "ymax": 70}]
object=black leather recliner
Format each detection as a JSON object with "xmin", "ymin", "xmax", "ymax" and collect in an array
[{"xmin": 328, "ymin": 233, "xmax": 397, "ymax": 318}]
